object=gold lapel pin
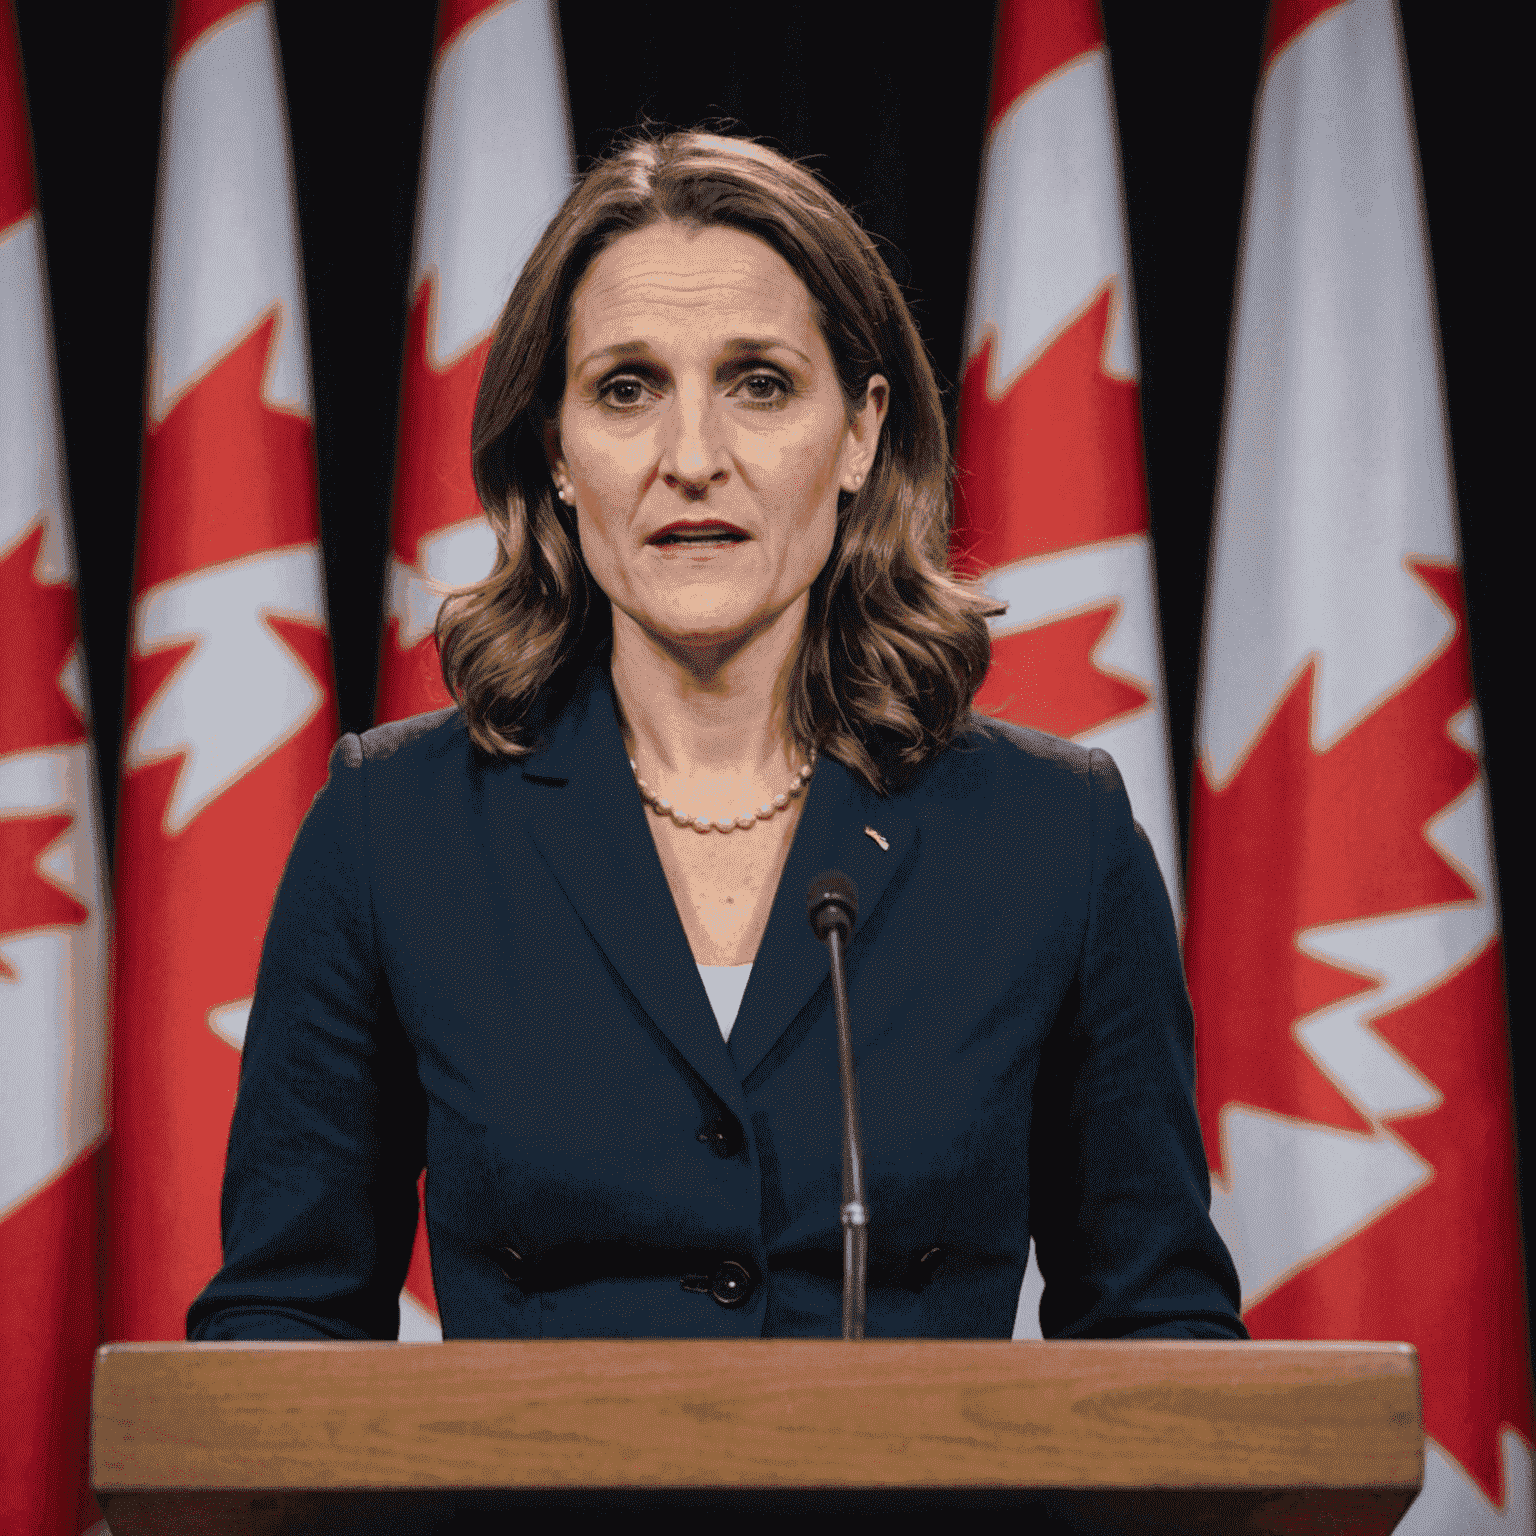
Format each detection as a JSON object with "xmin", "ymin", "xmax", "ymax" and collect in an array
[{"xmin": 863, "ymin": 825, "xmax": 889, "ymax": 851}]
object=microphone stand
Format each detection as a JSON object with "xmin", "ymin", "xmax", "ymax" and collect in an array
[{"xmin": 807, "ymin": 871, "xmax": 867, "ymax": 1340}]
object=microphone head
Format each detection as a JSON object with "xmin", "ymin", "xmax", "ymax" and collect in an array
[{"xmin": 807, "ymin": 869, "xmax": 859, "ymax": 943}]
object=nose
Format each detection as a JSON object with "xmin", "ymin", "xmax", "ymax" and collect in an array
[{"xmin": 660, "ymin": 383, "xmax": 727, "ymax": 498}]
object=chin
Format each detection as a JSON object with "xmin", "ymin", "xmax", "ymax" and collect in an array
[{"xmin": 647, "ymin": 604, "xmax": 767, "ymax": 651}]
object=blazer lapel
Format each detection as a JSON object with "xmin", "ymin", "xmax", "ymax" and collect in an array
[
  {"xmin": 728, "ymin": 754, "xmax": 918, "ymax": 1085},
  {"xmin": 495, "ymin": 665, "xmax": 747, "ymax": 1119}
]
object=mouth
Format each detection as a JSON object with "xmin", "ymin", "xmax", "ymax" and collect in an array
[{"xmin": 648, "ymin": 520, "xmax": 750, "ymax": 547}]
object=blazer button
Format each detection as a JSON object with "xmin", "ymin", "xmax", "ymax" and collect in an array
[
  {"xmin": 495, "ymin": 1246, "xmax": 525, "ymax": 1282},
  {"xmin": 696, "ymin": 1121, "xmax": 742, "ymax": 1158},
  {"xmin": 710, "ymin": 1261, "xmax": 755, "ymax": 1308}
]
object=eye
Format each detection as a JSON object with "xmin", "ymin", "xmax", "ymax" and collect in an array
[
  {"xmin": 734, "ymin": 370, "xmax": 792, "ymax": 405},
  {"xmin": 596, "ymin": 374, "xmax": 652, "ymax": 410}
]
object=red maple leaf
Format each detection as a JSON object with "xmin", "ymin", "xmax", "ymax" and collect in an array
[
  {"xmin": 976, "ymin": 606, "xmax": 1149, "ymax": 739},
  {"xmin": 1188, "ymin": 561, "xmax": 1531, "ymax": 1501},
  {"xmin": 952, "ymin": 285, "xmax": 1154, "ymax": 741},
  {"xmin": 0, "ymin": 521, "xmax": 87, "ymax": 757},
  {"xmin": 137, "ymin": 310, "xmax": 321, "ymax": 593},
  {"xmin": 0, "ymin": 812, "xmax": 88, "ymax": 979},
  {"xmin": 1190, "ymin": 562, "xmax": 1482, "ymax": 1152},
  {"xmin": 953, "ymin": 285, "xmax": 1148, "ymax": 571},
  {"xmin": 1245, "ymin": 943, "xmax": 1531, "ymax": 1503},
  {"xmin": 376, "ymin": 279, "xmax": 489, "ymax": 726}
]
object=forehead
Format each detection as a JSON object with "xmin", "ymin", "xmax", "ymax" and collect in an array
[{"xmin": 568, "ymin": 220, "xmax": 821, "ymax": 356}]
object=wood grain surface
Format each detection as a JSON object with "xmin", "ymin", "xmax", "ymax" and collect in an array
[{"xmin": 92, "ymin": 1339, "xmax": 1421, "ymax": 1499}]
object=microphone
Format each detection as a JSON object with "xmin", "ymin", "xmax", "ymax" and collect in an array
[{"xmin": 807, "ymin": 870, "xmax": 867, "ymax": 1341}]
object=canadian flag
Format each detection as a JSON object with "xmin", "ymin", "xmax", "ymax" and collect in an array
[
  {"xmin": 1, "ymin": 7, "xmax": 110, "ymax": 1530},
  {"xmin": 376, "ymin": 0, "xmax": 572, "ymax": 1338},
  {"xmin": 953, "ymin": 0, "xmax": 1181, "ymax": 1340},
  {"xmin": 376, "ymin": 0, "xmax": 572, "ymax": 727},
  {"xmin": 1186, "ymin": 1, "xmax": 1533, "ymax": 1530},
  {"xmin": 107, "ymin": 0, "xmax": 338, "ymax": 1343}
]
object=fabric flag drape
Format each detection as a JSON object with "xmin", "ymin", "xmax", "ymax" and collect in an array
[
  {"xmin": 376, "ymin": 0, "xmax": 572, "ymax": 1338},
  {"xmin": 1, "ymin": 7, "xmax": 110, "ymax": 1530},
  {"xmin": 1186, "ymin": 0, "xmax": 1533, "ymax": 1528},
  {"xmin": 108, "ymin": 0, "xmax": 338, "ymax": 1345},
  {"xmin": 376, "ymin": 0, "xmax": 571, "ymax": 726},
  {"xmin": 952, "ymin": 0, "xmax": 1181, "ymax": 1341}
]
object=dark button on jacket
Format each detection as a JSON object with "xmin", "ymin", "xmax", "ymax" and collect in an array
[
  {"xmin": 679, "ymin": 1261, "xmax": 755, "ymax": 1308},
  {"xmin": 187, "ymin": 663, "xmax": 1244, "ymax": 1344},
  {"xmin": 710, "ymin": 1261, "xmax": 754, "ymax": 1308}
]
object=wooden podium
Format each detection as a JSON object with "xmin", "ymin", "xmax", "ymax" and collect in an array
[{"xmin": 91, "ymin": 1339, "xmax": 1422, "ymax": 1534}]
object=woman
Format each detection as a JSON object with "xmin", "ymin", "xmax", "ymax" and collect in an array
[{"xmin": 187, "ymin": 131, "xmax": 1243, "ymax": 1342}]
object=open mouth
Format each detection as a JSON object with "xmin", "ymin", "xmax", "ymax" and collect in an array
[{"xmin": 649, "ymin": 521, "xmax": 749, "ymax": 547}]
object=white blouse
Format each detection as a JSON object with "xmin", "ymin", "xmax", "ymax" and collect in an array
[{"xmin": 696, "ymin": 963, "xmax": 752, "ymax": 1041}]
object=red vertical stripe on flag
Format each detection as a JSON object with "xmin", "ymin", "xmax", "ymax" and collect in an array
[
  {"xmin": 1, "ymin": 0, "xmax": 35, "ymax": 227},
  {"xmin": 986, "ymin": 0, "xmax": 1104, "ymax": 131},
  {"xmin": 1264, "ymin": 0, "xmax": 1349, "ymax": 67},
  {"xmin": 171, "ymin": 0, "xmax": 257, "ymax": 62},
  {"xmin": 436, "ymin": 0, "xmax": 510, "ymax": 54},
  {"xmin": 0, "ymin": 1153, "xmax": 103, "ymax": 1536}
]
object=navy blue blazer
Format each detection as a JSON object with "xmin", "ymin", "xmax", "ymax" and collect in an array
[{"xmin": 187, "ymin": 662, "xmax": 1243, "ymax": 1342}]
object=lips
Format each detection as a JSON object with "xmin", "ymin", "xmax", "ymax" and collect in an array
[{"xmin": 647, "ymin": 520, "xmax": 749, "ymax": 546}]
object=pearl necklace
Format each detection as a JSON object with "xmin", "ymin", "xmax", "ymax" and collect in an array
[{"xmin": 629, "ymin": 746, "xmax": 818, "ymax": 833}]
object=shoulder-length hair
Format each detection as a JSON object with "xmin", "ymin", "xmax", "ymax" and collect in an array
[{"xmin": 437, "ymin": 128, "xmax": 1001, "ymax": 794}]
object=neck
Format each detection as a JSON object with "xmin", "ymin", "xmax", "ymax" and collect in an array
[{"xmin": 609, "ymin": 599, "xmax": 807, "ymax": 787}]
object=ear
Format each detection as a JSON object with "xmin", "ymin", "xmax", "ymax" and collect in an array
[
  {"xmin": 542, "ymin": 418, "xmax": 564, "ymax": 477},
  {"xmin": 840, "ymin": 374, "xmax": 889, "ymax": 493}
]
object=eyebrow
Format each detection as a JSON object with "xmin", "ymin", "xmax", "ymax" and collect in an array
[{"xmin": 572, "ymin": 337, "xmax": 814, "ymax": 375}]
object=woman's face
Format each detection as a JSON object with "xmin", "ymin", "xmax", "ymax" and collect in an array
[{"xmin": 549, "ymin": 219, "xmax": 887, "ymax": 660}]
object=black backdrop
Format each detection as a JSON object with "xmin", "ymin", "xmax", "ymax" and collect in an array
[{"xmin": 12, "ymin": 2, "xmax": 1527, "ymax": 1319}]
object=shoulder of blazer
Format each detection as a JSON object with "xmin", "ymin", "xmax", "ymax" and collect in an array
[
  {"xmin": 903, "ymin": 710, "xmax": 1101, "ymax": 816},
  {"xmin": 338, "ymin": 707, "xmax": 534, "ymax": 827},
  {"xmin": 897, "ymin": 717, "xmax": 1120, "ymax": 939},
  {"xmin": 353, "ymin": 706, "xmax": 465, "ymax": 764},
  {"xmin": 329, "ymin": 709, "xmax": 486, "ymax": 809}
]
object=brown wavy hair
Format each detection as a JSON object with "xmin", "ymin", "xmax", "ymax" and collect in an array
[{"xmin": 437, "ymin": 128, "xmax": 1001, "ymax": 794}]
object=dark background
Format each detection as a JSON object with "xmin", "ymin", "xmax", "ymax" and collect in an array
[{"xmin": 12, "ymin": 2, "xmax": 1525, "ymax": 1311}]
